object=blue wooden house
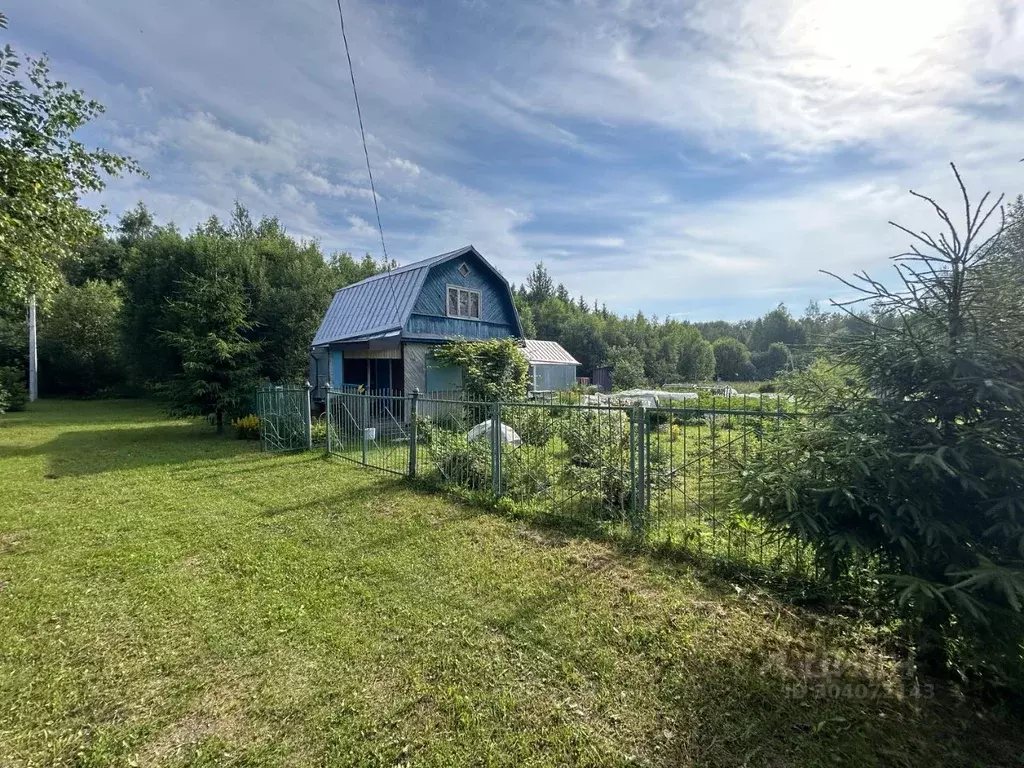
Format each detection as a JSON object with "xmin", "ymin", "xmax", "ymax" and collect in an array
[{"xmin": 309, "ymin": 245, "xmax": 525, "ymax": 399}]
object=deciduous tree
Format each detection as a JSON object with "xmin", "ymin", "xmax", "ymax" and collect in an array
[{"xmin": 0, "ymin": 13, "xmax": 138, "ymax": 305}]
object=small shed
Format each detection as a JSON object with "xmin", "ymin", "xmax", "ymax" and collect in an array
[{"xmin": 522, "ymin": 339, "xmax": 579, "ymax": 392}]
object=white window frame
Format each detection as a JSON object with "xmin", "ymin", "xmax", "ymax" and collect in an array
[{"xmin": 446, "ymin": 284, "xmax": 482, "ymax": 320}]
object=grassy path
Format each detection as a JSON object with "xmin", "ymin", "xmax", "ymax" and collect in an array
[{"xmin": 0, "ymin": 401, "xmax": 1019, "ymax": 766}]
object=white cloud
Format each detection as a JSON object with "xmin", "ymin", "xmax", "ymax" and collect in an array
[
  {"xmin": 508, "ymin": 0, "xmax": 1024, "ymax": 160},
  {"xmin": 8, "ymin": 0, "xmax": 1023, "ymax": 320},
  {"xmin": 346, "ymin": 215, "xmax": 377, "ymax": 238}
]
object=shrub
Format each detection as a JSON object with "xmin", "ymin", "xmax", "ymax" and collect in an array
[
  {"xmin": 502, "ymin": 447, "xmax": 554, "ymax": 498},
  {"xmin": 505, "ymin": 405, "xmax": 554, "ymax": 447},
  {"xmin": 0, "ymin": 367, "xmax": 28, "ymax": 412},
  {"xmin": 431, "ymin": 338, "xmax": 528, "ymax": 401},
  {"xmin": 558, "ymin": 408, "xmax": 668, "ymax": 520},
  {"xmin": 736, "ymin": 172, "xmax": 1024, "ymax": 688},
  {"xmin": 424, "ymin": 424, "xmax": 491, "ymax": 491},
  {"xmin": 436, "ymin": 408, "xmax": 470, "ymax": 433},
  {"xmin": 560, "ymin": 408, "xmax": 629, "ymax": 469},
  {"xmin": 231, "ymin": 414, "xmax": 260, "ymax": 440},
  {"xmin": 310, "ymin": 415, "xmax": 327, "ymax": 445}
]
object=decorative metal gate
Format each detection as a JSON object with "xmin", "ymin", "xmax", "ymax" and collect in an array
[{"xmin": 256, "ymin": 384, "xmax": 311, "ymax": 453}]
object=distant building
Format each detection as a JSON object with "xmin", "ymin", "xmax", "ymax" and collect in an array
[
  {"xmin": 521, "ymin": 339, "xmax": 579, "ymax": 393},
  {"xmin": 591, "ymin": 365, "xmax": 612, "ymax": 392}
]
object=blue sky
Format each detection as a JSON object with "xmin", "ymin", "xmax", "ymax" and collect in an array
[{"xmin": 7, "ymin": 0, "xmax": 1024, "ymax": 320}]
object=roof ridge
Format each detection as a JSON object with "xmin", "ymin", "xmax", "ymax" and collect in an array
[{"xmin": 333, "ymin": 244, "xmax": 475, "ymax": 293}]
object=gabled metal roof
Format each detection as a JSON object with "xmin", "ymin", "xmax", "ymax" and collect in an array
[
  {"xmin": 311, "ymin": 266, "xmax": 426, "ymax": 347},
  {"xmin": 311, "ymin": 245, "xmax": 520, "ymax": 347},
  {"xmin": 521, "ymin": 339, "xmax": 580, "ymax": 366}
]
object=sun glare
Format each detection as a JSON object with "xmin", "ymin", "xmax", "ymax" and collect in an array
[{"xmin": 786, "ymin": 0, "xmax": 973, "ymax": 84}]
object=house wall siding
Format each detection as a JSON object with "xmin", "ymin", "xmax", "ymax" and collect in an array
[
  {"xmin": 403, "ymin": 343, "xmax": 429, "ymax": 394},
  {"xmin": 404, "ymin": 316, "xmax": 515, "ymax": 340},
  {"xmin": 407, "ymin": 252, "xmax": 519, "ymax": 340}
]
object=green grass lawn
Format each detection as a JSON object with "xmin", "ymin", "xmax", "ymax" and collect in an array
[{"xmin": 1, "ymin": 400, "xmax": 1021, "ymax": 767}]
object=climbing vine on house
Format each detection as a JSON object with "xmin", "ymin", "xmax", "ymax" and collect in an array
[{"xmin": 432, "ymin": 338, "xmax": 528, "ymax": 401}]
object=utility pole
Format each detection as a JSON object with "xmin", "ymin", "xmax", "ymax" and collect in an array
[{"xmin": 27, "ymin": 293, "xmax": 38, "ymax": 402}]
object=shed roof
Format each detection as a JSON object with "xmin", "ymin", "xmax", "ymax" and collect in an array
[
  {"xmin": 521, "ymin": 339, "xmax": 580, "ymax": 366},
  {"xmin": 312, "ymin": 245, "xmax": 517, "ymax": 347}
]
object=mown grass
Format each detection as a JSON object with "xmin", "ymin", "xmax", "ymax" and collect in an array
[{"xmin": 1, "ymin": 400, "xmax": 1021, "ymax": 767}]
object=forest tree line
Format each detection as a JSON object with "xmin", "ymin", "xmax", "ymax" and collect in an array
[
  {"xmin": 1, "ymin": 196, "xmax": 877, "ymax": 415},
  {"xmin": 510, "ymin": 261, "xmax": 871, "ymax": 389},
  {"xmin": 4, "ymin": 195, "xmax": 1022, "ymax": 421}
]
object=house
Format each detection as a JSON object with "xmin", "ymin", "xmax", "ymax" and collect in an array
[
  {"xmin": 309, "ymin": 245, "xmax": 525, "ymax": 399},
  {"xmin": 522, "ymin": 339, "xmax": 579, "ymax": 393}
]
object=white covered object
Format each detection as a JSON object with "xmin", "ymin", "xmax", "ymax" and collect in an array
[
  {"xmin": 584, "ymin": 390, "xmax": 700, "ymax": 408},
  {"xmin": 467, "ymin": 419, "xmax": 522, "ymax": 447}
]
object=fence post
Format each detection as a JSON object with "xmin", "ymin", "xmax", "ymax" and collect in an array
[
  {"xmin": 409, "ymin": 388, "xmax": 420, "ymax": 478},
  {"xmin": 303, "ymin": 380, "xmax": 313, "ymax": 451},
  {"xmin": 491, "ymin": 399, "xmax": 502, "ymax": 497},
  {"xmin": 636, "ymin": 404, "xmax": 648, "ymax": 524},
  {"xmin": 629, "ymin": 403, "xmax": 637, "ymax": 516},
  {"xmin": 361, "ymin": 394, "xmax": 369, "ymax": 465},
  {"xmin": 325, "ymin": 381, "xmax": 332, "ymax": 455},
  {"xmin": 256, "ymin": 386, "xmax": 265, "ymax": 453}
]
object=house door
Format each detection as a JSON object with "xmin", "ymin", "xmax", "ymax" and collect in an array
[{"xmin": 369, "ymin": 359, "xmax": 392, "ymax": 391}]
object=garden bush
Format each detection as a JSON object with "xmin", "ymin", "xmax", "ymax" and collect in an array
[
  {"xmin": 505, "ymin": 405, "xmax": 554, "ymax": 447},
  {"xmin": 502, "ymin": 447, "xmax": 554, "ymax": 498},
  {"xmin": 310, "ymin": 415, "xmax": 327, "ymax": 445},
  {"xmin": 424, "ymin": 424, "xmax": 491, "ymax": 491},
  {"xmin": 231, "ymin": 414, "xmax": 260, "ymax": 440},
  {"xmin": 736, "ymin": 173, "xmax": 1024, "ymax": 689},
  {"xmin": 0, "ymin": 367, "xmax": 28, "ymax": 412},
  {"xmin": 560, "ymin": 408, "xmax": 629, "ymax": 469}
]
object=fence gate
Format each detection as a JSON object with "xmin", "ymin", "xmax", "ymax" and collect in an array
[
  {"xmin": 325, "ymin": 388, "xmax": 410, "ymax": 475},
  {"xmin": 256, "ymin": 384, "xmax": 311, "ymax": 453}
]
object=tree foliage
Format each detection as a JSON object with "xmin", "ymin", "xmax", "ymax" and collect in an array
[
  {"xmin": 431, "ymin": 338, "xmax": 529, "ymax": 401},
  {"xmin": 159, "ymin": 244, "xmax": 261, "ymax": 431},
  {"xmin": 607, "ymin": 346, "xmax": 646, "ymax": 390},
  {"xmin": 0, "ymin": 13, "xmax": 138, "ymax": 305},
  {"xmin": 712, "ymin": 337, "xmax": 754, "ymax": 381},
  {"xmin": 39, "ymin": 280, "xmax": 125, "ymax": 396},
  {"xmin": 737, "ymin": 167, "xmax": 1024, "ymax": 686},
  {"xmin": 752, "ymin": 341, "xmax": 792, "ymax": 380}
]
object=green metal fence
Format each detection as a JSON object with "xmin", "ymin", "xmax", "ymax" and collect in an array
[
  {"xmin": 255, "ymin": 384, "xmax": 312, "ymax": 453},
  {"xmin": 314, "ymin": 388, "xmax": 810, "ymax": 576},
  {"xmin": 325, "ymin": 387, "xmax": 410, "ymax": 475}
]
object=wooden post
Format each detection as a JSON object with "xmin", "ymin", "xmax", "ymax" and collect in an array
[{"xmin": 409, "ymin": 388, "xmax": 420, "ymax": 478}]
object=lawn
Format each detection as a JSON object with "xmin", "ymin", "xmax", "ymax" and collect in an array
[{"xmin": 1, "ymin": 400, "xmax": 1021, "ymax": 767}]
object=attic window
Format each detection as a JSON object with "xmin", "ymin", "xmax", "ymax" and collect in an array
[
  {"xmin": 447, "ymin": 286, "xmax": 481, "ymax": 320},
  {"xmin": 458, "ymin": 262, "xmax": 471, "ymax": 277}
]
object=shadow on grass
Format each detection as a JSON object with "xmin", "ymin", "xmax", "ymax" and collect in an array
[
  {"xmin": 0, "ymin": 423, "xmax": 255, "ymax": 478},
  {"xmin": 389, "ymin": 483, "xmax": 1024, "ymax": 767},
  {"xmin": 0, "ymin": 399, "xmax": 166, "ymax": 428}
]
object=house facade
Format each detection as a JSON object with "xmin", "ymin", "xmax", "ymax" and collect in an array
[{"xmin": 309, "ymin": 246, "xmax": 525, "ymax": 399}]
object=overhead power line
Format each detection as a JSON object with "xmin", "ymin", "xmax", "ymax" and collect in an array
[{"xmin": 333, "ymin": 0, "xmax": 400, "ymax": 305}]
